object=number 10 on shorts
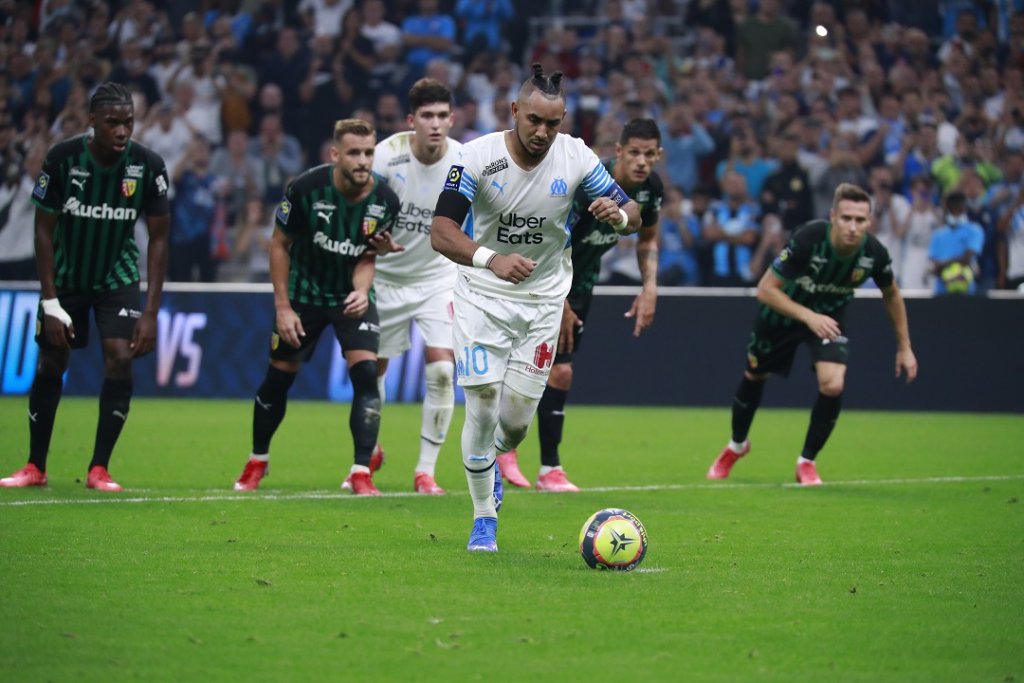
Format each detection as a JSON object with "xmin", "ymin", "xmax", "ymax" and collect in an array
[{"xmin": 457, "ymin": 344, "xmax": 489, "ymax": 377}]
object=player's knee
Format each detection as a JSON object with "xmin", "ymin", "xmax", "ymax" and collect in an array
[
  {"xmin": 350, "ymin": 359, "xmax": 382, "ymax": 423},
  {"xmin": 548, "ymin": 362, "xmax": 572, "ymax": 388},
  {"xmin": 819, "ymin": 378, "xmax": 844, "ymax": 397},
  {"xmin": 424, "ymin": 360, "xmax": 455, "ymax": 403}
]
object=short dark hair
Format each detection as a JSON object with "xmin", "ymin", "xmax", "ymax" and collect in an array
[
  {"xmin": 408, "ymin": 78, "xmax": 452, "ymax": 113},
  {"xmin": 619, "ymin": 118, "xmax": 661, "ymax": 145},
  {"xmin": 518, "ymin": 63, "xmax": 565, "ymax": 102},
  {"xmin": 333, "ymin": 118, "xmax": 375, "ymax": 142},
  {"xmin": 832, "ymin": 182, "xmax": 871, "ymax": 208},
  {"xmin": 89, "ymin": 82, "xmax": 133, "ymax": 112},
  {"xmin": 944, "ymin": 190, "xmax": 967, "ymax": 212}
]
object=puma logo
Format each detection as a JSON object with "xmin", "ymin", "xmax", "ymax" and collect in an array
[
  {"xmin": 112, "ymin": 410, "xmax": 128, "ymax": 421},
  {"xmin": 490, "ymin": 180, "xmax": 507, "ymax": 195},
  {"xmin": 255, "ymin": 396, "xmax": 273, "ymax": 411},
  {"xmin": 317, "ymin": 211, "xmax": 333, "ymax": 223},
  {"xmin": 71, "ymin": 178, "xmax": 87, "ymax": 191},
  {"xmin": 28, "ymin": 411, "xmax": 38, "ymax": 423}
]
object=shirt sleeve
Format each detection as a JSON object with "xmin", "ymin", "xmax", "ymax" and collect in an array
[
  {"xmin": 143, "ymin": 155, "xmax": 171, "ymax": 217},
  {"xmin": 770, "ymin": 227, "xmax": 812, "ymax": 280},
  {"xmin": 275, "ymin": 183, "xmax": 305, "ymax": 236},
  {"xmin": 31, "ymin": 147, "xmax": 65, "ymax": 213}
]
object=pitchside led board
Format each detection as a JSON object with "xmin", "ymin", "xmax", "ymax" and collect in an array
[{"xmin": 0, "ymin": 286, "xmax": 457, "ymax": 403}]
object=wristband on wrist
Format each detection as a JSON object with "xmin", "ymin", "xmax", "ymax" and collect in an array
[
  {"xmin": 472, "ymin": 246, "xmax": 497, "ymax": 269},
  {"xmin": 612, "ymin": 207, "xmax": 629, "ymax": 234},
  {"xmin": 41, "ymin": 298, "xmax": 72, "ymax": 327}
]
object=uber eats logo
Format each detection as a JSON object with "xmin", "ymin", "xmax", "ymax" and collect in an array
[{"xmin": 497, "ymin": 212, "xmax": 546, "ymax": 244}]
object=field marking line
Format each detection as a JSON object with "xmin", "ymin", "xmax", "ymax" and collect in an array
[{"xmin": 0, "ymin": 474, "xmax": 1021, "ymax": 507}]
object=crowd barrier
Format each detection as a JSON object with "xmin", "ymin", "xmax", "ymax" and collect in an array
[{"xmin": 1, "ymin": 284, "xmax": 1020, "ymax": 412}]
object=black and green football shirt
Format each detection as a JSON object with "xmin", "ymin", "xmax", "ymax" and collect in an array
[
  {"xmin": 31, "ymin": 135, "xmax": 170, "ymax": 293},
  {"xmin": 567, "ymin": 160, "xmax": 663, "ymax": 306},
  {"xmin": 762, "ymin": 219, "xmax": 895, "ymax": 327},
  {"xmin": 275, "ymin": 166, "xmax": 399, "ymax": 307}
]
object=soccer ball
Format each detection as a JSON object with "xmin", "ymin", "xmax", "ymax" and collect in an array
[
  {"xmin": 940, "ymin": 262, "xmax": 973, "ymax": 294},
  {"xmin": 578, "ymin": 508, "xmax": 648, "ymax": 571}
]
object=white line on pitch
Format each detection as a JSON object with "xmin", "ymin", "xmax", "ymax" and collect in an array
[{"xmin": 0, "ymin": 474, "xmax": 1021, "ymax": 508}]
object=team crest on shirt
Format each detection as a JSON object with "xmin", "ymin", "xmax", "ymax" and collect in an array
[
  {"xmin": 121, "ymin": 179, "xmax": 137, "ymax": 197},
  {"xmin": 362, "ymin": 217, "xmax": 378, "ymax": 236},
  {"xmin": 851, "ymin": 268, "xmax": 866, "ymax": 284},
  {"xmin": 550, "ymin": 177, "xmax": 568, "ymax": 197},
  {"xmin": 33, "ymin": 171, "xmax": 49, "ymax": 199},
  {"xmin": 276, "ymin": 198, "xmax": 292, "ymax": 225}
]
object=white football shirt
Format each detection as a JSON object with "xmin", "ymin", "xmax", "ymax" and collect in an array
[
  {"xmin": 373, "ymin": 131, "xmax": 461, "ymax": 286},
  {"xmin": 446, "ymin": 131, "xmax": 616, "ymax": 303}
]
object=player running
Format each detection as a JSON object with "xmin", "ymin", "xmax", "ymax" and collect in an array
[{"xmin": 496, "ymin": 117, "xmax": 664, "ymax": 492}]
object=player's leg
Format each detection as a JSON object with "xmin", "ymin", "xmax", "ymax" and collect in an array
[
  {"xmin": 534, "ymin": 360, "xmax": 580, "ymax": 492},
  {"xmin": 709, "ymin": 324, "xmax": 800, "ymax": 480},
  {"xmin": 236, "ymin": 304, "xmax": 326, "ymax": 490},
  {"xmin": 371, "ymin": 356, "xmax": 389, "ymax": 473},
  {"xmin": 415, "ymin": 346, "xmax": 454, "ymax": 494},
  {"xmin": 371, "ymin": 280, "xmax": 415, "ymax": 476},
  {"xmin": 3, "ymin": 292, "xmax": 88, "ymax": 487},
  {"xmin": 85, "ymin": 285, "xmax": 146, "ymax": 491},
  {"xmin": 342, "ymin": 349, "xmax": 382, "ymax": 495},
  {"xmin": 796, "ymin": 360, "xmax": 847, "ymax": 486},
  {"xmin": 336, "ymin": 305, "xmax": 383, "ymax": 495},
  {"xmin": 462, "ymin": 382, "xmax": 501, "ymax": 551}
]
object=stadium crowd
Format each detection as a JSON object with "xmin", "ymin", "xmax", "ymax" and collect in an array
[{"xmin": 1, "ymin": 0, "xmax": 1023, "ymax": 292}]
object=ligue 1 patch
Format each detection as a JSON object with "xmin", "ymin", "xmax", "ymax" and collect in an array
[
  {"xmin": 444, "ymin": 165, "xmax": 464, "ymax": 192},
  {"xmin": 33, "ymin": 171, "xmax": 49, "ymax": 199},
  {"xmin": 276, "ymin": 198, "xmax": 292, "ymax": 226},
  {"xmin": 121, "ymin": 179, "xmax": 137, "ymax": 197},
  {"xmin": 362, "ymin": 217, "xmax": 378, "ymax": 236}
]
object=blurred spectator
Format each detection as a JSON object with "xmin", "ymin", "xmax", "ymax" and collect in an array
[
  {"xmin": 138, "ymin": 100, "xmax": 193, "ymax": 188},
  {"xmin": 374, "ymin": 91, "xmax": 404, "ymax": 139},
  {"xmin": 170, "ymin": 136, "xmax": 224, "ymax": 282},
  {"xmin": 168, "ymin": 41, "xmax": 226, "ymax": 145},
  {"xmin": 702, "ymin": 170, "xmax": 761, "ymax": 287},
  {"xmin": 901, "ymin": 175, "xmax": 942, "ymax": 290},
  {"xmin": 231, "ymin": 197, "xmax": 273, "ymax": 283},
  {"xmin": 715, "ymin": 128, "xmax": 778, "ymax": 199},
  {"xmin": 932, "ymin": 134, "xmax": 1003, "ymax": 192},
  {"xmin": 204, "ymin": 0, "xmax": 254, "ymax": 47},
  {"xmin": 259, "ymin": 27, "xmax": 311, "ymax": 138},
  {"xmin": 0, "ymin": 140, "xmax": 42, "ymax": 280},
  {"xmin": 1004, "ymin": 191, "xmax": 1024, "ymax": 289},
  {"xmin": 895, "ymin": 118, "xmax": 942, "ymax": 192},
  {"xmin": 960, "ymin": 168, "xmax": 1000, "ymax": 290},
  {"xmin": 110, "ymin": 38, "xmax": 161, "ymax": 109},
  {"xmin": 299, "ymin": 0, "xmax": 353, "ymax": 39},
  {"xmin": 869, "ymin": 164, "xmax": 912, "ymax": 277},
  {"xmin": 401, "ymin": 0, "xmax": 457, "ymax": 86},
  {"xmin": 455, "ymin": 0, "xmax": 514, "ymax": 61},
  {"xmin": 210, "ymin": 129, "xmax": 266, "ymax": 226},
  {"xmin": 300, "ymin": 30, "xmax": 354, "ymax": 161},
  {"xmin": 760, "ymin": 130, "xmax": 815, "ymax": 232},
  {"xmin": 149, "ymin": 33, "xmax": 183, "ymax": 101},
  {"xmin": 814, "ymin": 133, "xmax": 867, "ymax": 218},
  {"xmin": 736, "ymin": 0, "xmax": 797, "ymax": 81},
  {"xmin": 358, "ymin": 0, "xmax": 403, "ymax": 100},
  {"xmin": 930, "ymin": 189, "xmax": 985, "ymax": 295},
  {"xmin": 657, "ymin": 185, "xmax": 704, "ymax": 286},
  {"xmin": 249, "ymin": 113, "xmax": 303, "ymax": 203},
  {"xmin": 660, "ymin": 102, "xmax": 714, "ymax": 195}
]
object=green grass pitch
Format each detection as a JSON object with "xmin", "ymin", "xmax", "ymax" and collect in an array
[{"xmin": 0, "ymin": 397, "xmax": 1021, "ymax": 682}]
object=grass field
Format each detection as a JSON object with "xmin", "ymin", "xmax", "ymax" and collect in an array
[{"xmin": 0, "ymin": 397, "xmax": 1021, "ymax": 683}]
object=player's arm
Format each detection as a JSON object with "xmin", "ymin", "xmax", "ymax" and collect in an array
[
  {"xmin": 34, "ymin": 207, "xmax": 74, "ymax": 348},
  {"xmin": 131, "ymin": 211, "xmax": 170, "ymax": 357},
  {"xmin": 431, "ymin": 189, "xmax": 536, "ymax": 284},
  {"xmin": 625, "ymin": 220, "xmax": 659, "ymax": 336},
  {"xmin": 558, "ymin": 299, "xmax": 582, "ymax": 355},
  {"xmin": 757, "ymin": 269, "xmax": 841, "ymax": 340},
  {"xmin": 880, "ymin": 281, "xmax": 918, "ymax": 383},
  {"xmin": 343, "ymin": 252, "xmax": 375, "ymax": 318},
  {"xmin": 269, "ymin": 227, "xmax": 304, "ymax": 348}
]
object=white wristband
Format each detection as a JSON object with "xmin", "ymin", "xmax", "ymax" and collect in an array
[
  {"xmin": 472, "ymin": 246, "xmax": 497, "ymax": 269},
  {"xmin": 41, "ymin": 298, "xmax": 72, "ymax": 328},
  {"xmin": 612, "ymin": 208, "xmax": 629, "ymax": 234}
]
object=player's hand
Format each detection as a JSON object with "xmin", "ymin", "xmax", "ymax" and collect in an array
[
  {"xmin": 588, "ymin": 197, "xmax": 624, "ymax": 228},
  {"xmin": 342, "ymin": 290, "xmax": 369, "ymax": 318},
  {"xmin": 896, "ymin": 347, "xmax": 918, "ymax": 383},
  {"xmin": 368, "ymin": 231, "xmax": 405, "ymax": 255},
  {"xmin": 489, "ymin": 253, "xmax": 536, "ymax": 284},
  {"xmin": 625, "ymin": 288, "xmax": 656, "ymax": 337},
  {"xmin": 129, "ymin": 310, "xmax": 158, "ymax": 358},
  {"xmin": 41, "ymin": 298, "xmax": 74, "ymax": 349},
  {"xmin": 558, "ymin": 304, "xmax": 582, "ymax": 355},
  {"xmin": 804, "ymin": 312, "xmax": 841, "ymax": 340},
  {"xmin": 276, "ymin": 306, "xmax": 305, "ymax": 348}
]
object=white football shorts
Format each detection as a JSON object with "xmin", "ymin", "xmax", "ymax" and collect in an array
[
  {"xmin": 375, "ymin": 278, "xmax": 455, "ymax": 358},
  {"xmin": 452, "ymin": 277, "xmax": 562, "ymax": 399}
]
